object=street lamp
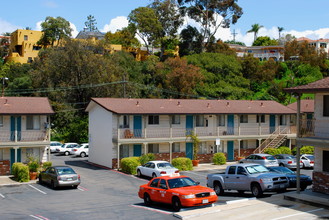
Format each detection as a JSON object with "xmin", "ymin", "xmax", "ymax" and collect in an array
[{"xmin": 2, "ymin": 77, "xmax": 8, "ymax": 97}]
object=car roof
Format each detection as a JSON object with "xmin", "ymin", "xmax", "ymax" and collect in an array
[
  {"xmin": 148, "ymin": 161, "xmax": 170, "ymax": 164},
  {"xmin": 252, "ymin": 153, "xmax": 272, "ymax": 156},
  {"xmin": 51, "ymin": 166, "xmax": 73, "ymax": 169},
  {"xmin": 153, "ymin": 175, "xmax": 188, "ymax": 180}
]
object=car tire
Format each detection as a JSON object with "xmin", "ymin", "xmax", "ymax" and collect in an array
[
  {"xmin": 302, "ymin": 162, "xmax": 306, "ymax": 169},
  {"xmin": 300, "ymin": 186, "xmax": 307, "ymax": 191},
  {"xmin": 39, "ymin": 176, "xmax": 43, "ymax": 185},
  {"xmin": 137, "ymin": 169, "xmax": 142, "ymax": 177},
  {"xmin": 279, "ymin": 163, "xmax": 285, "ymax": 167},
  {"xmin": 172, "ymin": 197, "xmax": 181, "ymax": 212},
  {"xmin": 144, "ymin": 193, "xmax": 152, "ymax": 206},
  {"xmin": 213, "ymin": 182, "xmax": 224, "ymax": 196},
  {"xmin": 251, "ymin": 183, "xmax": 263, "ymax": 198},
  {"xmin": 51, "ymin": 180, "xmax": 57, "ymax": 189},
  {"xmin": 152, "ymin": 173, "xmax": 157, "ymax": 178},
  {"xmin": 80, "ymin": 152, "xmax": 86, "ymax": 158},
  {"xmin": 72, "ymin": 185, "xmax": 78, "ymax": 189},
  {"xmin": 65, "ymin": 151, "xmax": 70, "ymax": 156}
]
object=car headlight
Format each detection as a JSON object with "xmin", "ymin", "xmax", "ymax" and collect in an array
[
  {"xmin": 261, "ymin": 178, "xmax": 272, "ymax": 182},
  {"xmin": 289, "ymin": 177, "xmax": 296, "ymax": 181},
  {"xmin": 182, "ymin": 194, "xmax": 195, "ymax": 199},
  {"xmin": 210, "ymin": 192, "xmax": 216, "ymax": 196}
]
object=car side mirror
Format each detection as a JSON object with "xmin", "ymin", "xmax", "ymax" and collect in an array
[{"xmin": 195, "ymin": 181, "xmax": 200, "ymax": 185}]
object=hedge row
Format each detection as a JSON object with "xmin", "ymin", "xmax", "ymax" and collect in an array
[{"xmin": 12, "ymin": 163, "xmax": 29, "ymax": 182}]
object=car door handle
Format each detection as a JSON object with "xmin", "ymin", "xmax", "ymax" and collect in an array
[
  {"xmin": 236, "ymin": 177, "xmax": 240, "ymax": 179},
  {"xmin": 226, "ymin": 176, "xmax": 229, "ymax": 178}
]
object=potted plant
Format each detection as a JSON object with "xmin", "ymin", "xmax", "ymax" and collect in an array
[
  {"xmin": 27, "ymin": 156, "xmax": 40, "ymax": 180},
  {"xmin": 186, "ymin": 132, "xmax": 200, "ymax": 166}
]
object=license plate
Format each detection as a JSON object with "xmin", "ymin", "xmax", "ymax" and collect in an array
[
  {"xmin": 172, "ymin": 173, "xmax": 179, "ymax": 177},
  {"xmin": 202, "ymin": 199, "xmax": 209, "ymax": 204},
  {"xmin": 67, "ymin": 178, "xmax": 72, "ymax": 181}
]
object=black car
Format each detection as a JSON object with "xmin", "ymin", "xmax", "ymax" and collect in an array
[
  {"xmin": 267, "ymin": 166, "xmax": 312, "ymax": 191},
  {"xmin": 39, "ymin": 166, "xmax": 81, "ymax": 189}
]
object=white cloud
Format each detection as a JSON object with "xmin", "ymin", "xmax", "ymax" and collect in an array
[
  {"xmin": 100, "ymin": 16, "xmax": 129, "ymax": 33},
  {"xmin": 0, "ymin": 18, "xmax": 21, "ymax": 34}
]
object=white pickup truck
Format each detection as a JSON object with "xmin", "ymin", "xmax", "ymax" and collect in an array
[{"xmin": 206, "ymin": 163, "xmax": 289, "ymax": 197}]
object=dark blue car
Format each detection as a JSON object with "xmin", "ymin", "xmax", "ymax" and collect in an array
[{"xmin": 267, "ymin": 166, "xmax": 312, "ymax": 191}]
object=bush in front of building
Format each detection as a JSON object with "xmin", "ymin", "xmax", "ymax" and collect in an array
[
  {"xmin": 212, "ymin": 152, "xmax": 226, "ymax": 165},
  {"xmin": 42, "ymin": 161, "xmax": 52, "ymax": 171},
  {"xmin": 264, "ymin": 147, "xmax": 281, "ymax": 155},
  {"xmin": 292, "ymin": 146, "xmax": 314, "ymax": 155},
  {"xmin": 120, "ymin": 157, "xmax": 141, "ymax": 175},
  {"xmin": 172, "ymin": 157, "xmax": 193, "ymax": 171},
  {"xmin": 277, "ymin": 146, "xmax": 292, "ymax": 155},
  {"xmin": 139, "ymin": 153, "xmax": 155, "ymax": 165},
  {"xmin": 12, "ymin": 163, "xmax": 29, "ymax": 182}
]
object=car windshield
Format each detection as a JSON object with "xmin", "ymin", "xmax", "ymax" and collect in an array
[
  {"xmin": 268, "ymin": 167, "xmax": 294, "ymax": 174},
  {"xmin": 56, "ymin": 167, "xmax": 76, "ymax": 175},
  {"xmin": 168, "ymin": 177, "xmax": 197, "ymax": 189},
  {"xmin": 305, "ymin": 155, "xmax": 315, "ymax": 160},
  {"xmin": 157, "ymin": 163, "xmax": 174, "ymax": 169},
  {"xmin": 265, "ymin": 156, "xmax": 276, "ymax": 160},
  {"xmin": 245, "ymin": 165, "xmax": 269, "ymax": 174}
]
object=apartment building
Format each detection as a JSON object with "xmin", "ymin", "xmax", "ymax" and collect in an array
[
  {"xmin": 86, "ymin": 98, "xmax": 297, "ymax": 169},
  {"xmin": 229, "ymin": 44, "xmax": 285, "ymax": 61}
]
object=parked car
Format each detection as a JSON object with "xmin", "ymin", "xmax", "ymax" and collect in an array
[
  {"xmin": 138, "ymin": 175, "xmax": 217, "ymax": 211},
  {"xmin": 136, "ymin": 161, "xmax": 180, "ymax": 178},
  {"xmin": 267, "ymin": 166, "xmax": 312, "ymax": 191},
  {"xmin": 39, "ymin": 166, "xmax": 81, "ymax": 189},
  {"xmin": 274, "ymin": 154, "xmax": 302, "ymax": 169},
  {"xmin": 56, "ymin": 143, "xmax": 79, "ymax": 155},
  {"xmin": 207, "ymin": 164, "xmax": 289, "ymax": 197},
  {"xmin": 239, "ymin": 153, "xmax": 279, "ymax": 167},
  {"xmin": 300, "ymin": 154, "xmax": 315, "ymax": 168},
  {"xmin": 71, "ymin": 143, "xmax": 89, "ymax": 157},
  {"xmin": 49, "ymin": 141, "xmax": 62, "ymax": 153}
]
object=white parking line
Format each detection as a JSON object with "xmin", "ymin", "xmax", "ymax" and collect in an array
[
  {"xmin": 130, "ymin": 204, "xmax": 173, "ymax": 215},
  {"xmin": 29, "ymin": 215, "xmax": 49, "ymax": 220},
  {"xmin": 183, "ymin": 171, "xmax": 205, "ymax": 177},
  {"xmin": 28, "ymin": 184, "xmax": 47, "ymax": 195},
  {"xmin": 0, "ymin": 193, "xmax": 5, "ymax": 198},
  {"xmin": 271, "ymin": 208, "xmax": 324, "ymax": 220}
]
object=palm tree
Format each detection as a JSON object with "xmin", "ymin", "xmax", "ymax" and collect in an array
[
  {"xmin": 247, "ymin": 24, "xmax": 264, "ymax": 42},
  {"xmin": 278, "ymin": 27, "xmax": 284, "ymax": 39}
]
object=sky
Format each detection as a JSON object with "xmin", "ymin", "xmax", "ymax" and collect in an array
[{"xmin": 1, "ymin": 0, "xmax": 329, "ymax": 46}]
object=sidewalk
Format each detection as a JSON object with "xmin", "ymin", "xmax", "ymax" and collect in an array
[
  {"xmin": 191, "ymin": 161, "xmax": 238, "ymax": 171},
  {"xmin": 284, "ymin": 189, "xmax": 329, "ymax": 209},
  {"xmin": 0, "ymin": 175, "xmax": 37, "ymax": 186}
]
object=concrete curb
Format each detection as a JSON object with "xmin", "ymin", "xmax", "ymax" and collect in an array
[{"xmin": 284, "ymin": 194, "xmax": 329, "ymax": 210}]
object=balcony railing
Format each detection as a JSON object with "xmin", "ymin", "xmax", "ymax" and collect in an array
[
  {"xmin": 0, "ymin": 130, "xmax": 49, "ymax": 142},
  {"xmin": 116, "ymin": 125, "xmax": 296, "ymax": 140}
]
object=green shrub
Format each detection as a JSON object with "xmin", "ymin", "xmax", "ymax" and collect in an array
[
  {"xmin": 278, "ymin": 146, "xmax": 292, "ymax": 155},
  {"xmin": 212, "ymin": 153, "xmax": 226, "ymax": 165},
  {"xmin": 292, "ymin": 147, "xmax": 297, "ymax": 155},
  {"xmin": 172, "ymin": 157, "xmax": 193, "ymax": 171},
  {"xmin": 264, "ymin": 148, "xmax": 281, "ymax": 155},
  {"xmin": 28, "ymin": 161, "xmax": 40, "ymax": 172},
  {"xmin": 120, "ymin": 157, "xmax": 141, "ymax": 175},
  {"xmin": 292, "ymin": 146, "xmax": 314, "ymax": 155},
  {"xmin": 42, "ymin": 161, "xmax": 52, "ymax": 170},
  {"xmin": 12, "ymin": 163, "xmax": 29, "ymax": 182},
  {"xmin": 139, "ymin": 153, "xmax": 155, "ymax": 165}
]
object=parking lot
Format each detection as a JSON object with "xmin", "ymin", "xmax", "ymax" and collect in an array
[{"xmin": 0, "ymin": 154, "xmax": 321, "ymax": 220}]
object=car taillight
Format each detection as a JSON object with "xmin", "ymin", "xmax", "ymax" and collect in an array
[
  {"xmin": 310, "ymin": 161, "xmax": 314, "ymax": 164},
  {"xmin": 175, "ymin": 170, "xmax": 179, "ymax": 173},
  {"xmin": 73, "ymin": 149, "xmax": 77, "ymax": 151},
  {"xmin": 160, "ymin": 171, "xmax": 166, "ymax": 174},
  {"xmin": 78, "ymin": 175, "xmax": 81, "ymax": 179},
  {"xmin": 57, "ymin": 176, "xmax": 61, "ymax": 180},
  {"xmin": 262, "ymin": 156, "xmax": 266, "ymax": 159},
  {"xmin": 300, "ymin": 161, "xmax": 303, "ymax": 163},
  {"xmin": 288, "ymin": 161, "xmax": 292, "ymax": 164}
]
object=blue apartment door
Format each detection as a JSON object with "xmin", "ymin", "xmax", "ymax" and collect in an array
[
  {"xmin": 133, "ymin": 115, "xmax": 142, "ymax": 137},
  {"xmin": 186, "ymin": 143, "xmax": 193, "ymax": 160},
  {"xmin": 227, "ymin": 141, "xmax": 234, "ymax": 161},
  {"xmin": 133, "ymin": 144, "xmax": 142, "ymax": 157},
  {"xmin": 270, "ymin": 115, "xmax": 276, "ymax": 133},
  {"xmin": 186, "ymin": 115, "xmax": 193, "ymax": 135},
  {"xmin": 10, "ymin": 116, "xmax": 21, "ymax": 141},
  {"xmin": 10, "ymin": 148, "xmax": 21, "ymax": 170},
  {"xmin": 227, "ymin": 115, "xmax": 234, "ymax": 135}
]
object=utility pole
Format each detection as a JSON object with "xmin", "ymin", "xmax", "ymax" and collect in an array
[{"xmin": 232, "ymin": 29, "xmax": 238, "ymax": 43}]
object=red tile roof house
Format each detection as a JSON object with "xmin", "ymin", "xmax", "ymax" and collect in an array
[
  {"xmin": 86, "ymin": 98, "xmax": 297, "ymax": 169},
  {"xmin": 0, "ymin": 97, "xmax": 54, "ymax": 175},
  {"xmin": 285, "ymin": 77, "xmax": 329, "ymax": 194}
]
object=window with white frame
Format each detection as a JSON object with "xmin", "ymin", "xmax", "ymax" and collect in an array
[
  {"xmin": 218, "ymin": 115, "xmax": 225, "ymax": 126},
  {"xmin": 120, "ymin": 145, "xmax": 129, "ymax": 158},
  {"xmin": 172, "ymin": 143, "xmax": 180, "ymax": 152},
  {"xmin": 0, "ymin": 116, "xmax": 3, "ymax": 127},
  {"xmin": 148, "ymin": 144, "xmax": 159, "ymax": 153},
  {"xmin": 279, "ymin": 115, "xmax": 287, "ymax": 125},
  {"xmin": 123, "ymin": 115, "xmax": 129, "ymax": 128},
  {"xmin": 148, "ymin": 115, "xmax": 159, "ymax": 125},
  {"xmin": 240, "ymin": 140, "xmax": 248, "ymax": 149},
  {"xmin": 26, "ymin": 115, "xmax": 40, "ymax": 130},
  {"xmin": 198, "ymin": 142, "xmax": 207, "ymax": 154},
  {"xmin": 257, "ymin": 115, "xmax": 265, "ymax": 123},
  {"xmin": 323, "ymin": 95, "xmax": 329, "ymax": 117},
  {"xmin": 171, "ymin": 115, "xmax": 180, "ymax": 124},
  {"xmin": 196, "ymin": 115, "xmax": 204, "ymax": 127},
  {"xmin": 240, "ymin": 115, "xmax": 248, "ymax": 123}
]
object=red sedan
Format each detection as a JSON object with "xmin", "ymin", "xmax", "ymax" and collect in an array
[{"xmin": 138, "ymin": 175, "xmax": 217, "ymax": 211}]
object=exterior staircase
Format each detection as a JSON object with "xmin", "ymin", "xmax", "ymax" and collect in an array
[{"xmin": 253, "ymin": 127, "xmax": 288, "ymax": 154}]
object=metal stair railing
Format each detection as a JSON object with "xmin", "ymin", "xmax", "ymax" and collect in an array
[{"xmin": 253, "ymin": 127, "xmax": 287, "ymax": 153}]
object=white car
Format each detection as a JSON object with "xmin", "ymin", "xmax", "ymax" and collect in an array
[
  {"xmin": 136, "ymin": 161, "xmax": 180, "ymax": 178},
  {"xmin": 56, "ymin": 143, "xmax": 79, "ymax": 156},
  {"xmin": 71, "ymin": 143, "xmax": 89, "ymax": 157},
  {"xmin": 49, "ymin": 141, "xmax": 62, "ymax": 153},
  {"xmin": 301, "ymin": 154, "xmax": 314, "ymax": 168}
]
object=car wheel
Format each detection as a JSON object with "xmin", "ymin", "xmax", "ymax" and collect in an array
[
  {"xmin": 300, "ymin": 186, "xmax": 307, "ymax": 191},
  {"xmin": 172, "ymin": 197, "xmax": 181, "ymax": 212},
  {"xmin": 65, "ymin": 151, "xmax": 70, "ymax": 156},
  {"xmin": 152, "ymin": 173, "xmax": 157, "ymax": 178},
  {"xmin": 80, "ymin": 152, "xmax": 86, "ymax": 158},
  {"xmin": 72, "ymin": 185, "xmax": 78, "ymax": 189},
  {"xmin": 144, "ymin": 193, "xmax": 152, "ymax": 206},
  {"xmin": 251, "ymin": 183, "xmax": 263, "ymax": 198},
  {"xmin": 39, "ymin": 176, "xmax": 43, "ymax": 185},
  {"xmin": 279, "ymin": 163, "xmax": 285, "ymax": 167},
  {"xmin": 137, "ymin": 169, "xmax": 142, "ymax": 177},
  {"xmin": 51, "ymin": 180, "xmax": 57, "ymax": 189},
  {"xmin": 213, "ymin": 182, "xmax": 224, "ymax": 196}
]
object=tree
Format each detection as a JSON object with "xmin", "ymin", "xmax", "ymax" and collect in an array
[
  {"xmin": 179, "ymin": 25, "xmax": 203, "ymax": 56},
  {"xmin": 178, "ymin": 0, "xmax": 243, "ymax": 51},
  {"xmin": 278, "ymin": 27, "xmax": 284, "ymax": 39},
  {"xmin": 128, "ymin": 7, "xmax": 163, "ymax": 53},
  {"xmin": 252, "ymin": 36, "xmax": 278, "ymax": 46},
  {"xmin": 0, "ymin": 32, "xmax": 11, "ymax": 59},
  {"xmin": 224, "ymin": 40, "xmax": 245, "ymax": 46},
  {"xmin": 37, "ymin": 16, "xmax": 72, "ymax": 46},
  {"xmin": 206, "ymin": 40, "xmax": 237, "ymax": 56},
  {"xmin": 104, "ymin": 24, "xmax": 140, "ymax": 48},
  {"xmin": 247, "ymin": 24, "xmax": 263, "ymax": 42},
  {"xmin": 85, "ymin": 15, "xmax": 98, "ymax": 31}
]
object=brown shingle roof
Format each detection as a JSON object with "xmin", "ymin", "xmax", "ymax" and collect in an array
[
  {"xmin": 287, "ymin": 100, "xmax": 314, "ymax": 113},
  {"xmin": 0, "ymin": 97, "xmax": 54, "ymax": 115},
  {"xmin": 88, "ymin": 98, "xmax": 296, "ymax": 115},
  {"xmin": 284, "ymin": 77, "xmax": 329, "ymax": 93}
]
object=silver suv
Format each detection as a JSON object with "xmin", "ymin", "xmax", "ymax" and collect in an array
[{"xmin": 239, "ymin": 153, "xmax": 279, "ymax": 167}]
